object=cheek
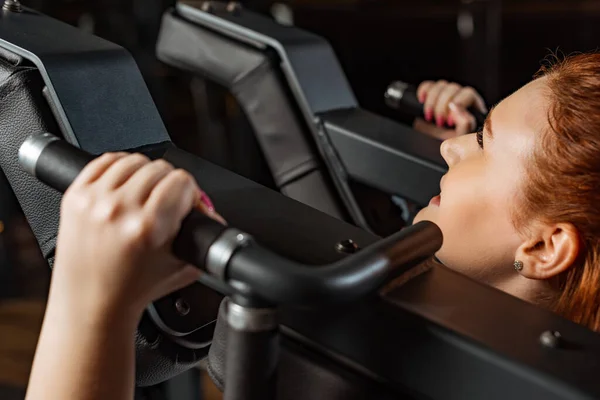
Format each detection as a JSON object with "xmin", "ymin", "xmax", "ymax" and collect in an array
[
  {"xmin": 418, "ymin": 167, "xmax": 520, "ymax": 277},
  {"xmin": 415, "ymin": 165, "xmax": 483, "ymax": 227}
]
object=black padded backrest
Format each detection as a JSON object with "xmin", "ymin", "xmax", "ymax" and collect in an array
[
  {"xmin": 157, "ymin": 11, "xmax": 350, "ymax": 223},
  {"xmin": 0, "ymin": 48, "xmax": 63, "ymax": 260},
  {"xmin": 156, "ymin": 8, "xmax": 409, "ymax": 235}
]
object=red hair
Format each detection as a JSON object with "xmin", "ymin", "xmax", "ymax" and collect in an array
[{"xmin": 518, "ymin": 53, "xmax": 600, "ymax": 331}]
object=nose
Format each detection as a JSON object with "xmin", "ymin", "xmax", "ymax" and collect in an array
[
  {"xmin": 440, "ymin": 134, "xmax": 475, "ymax": 167},
  {"xmin": 440, "ymin": 137, "xmax": 459, "ymax": 167}
]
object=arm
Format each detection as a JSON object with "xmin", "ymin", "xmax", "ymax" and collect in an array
[
  {"xmin": 25, "ymin": 291, "xmax": 139, "ymax": 400},
  {"xmin": 25, "ymin": 153, "xmax": 224, "ymax": 400}
]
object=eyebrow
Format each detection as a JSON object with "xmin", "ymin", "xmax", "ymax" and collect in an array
[{"xmin": 483, "ymin": 106, "xmax": 495, "ymax": 139}]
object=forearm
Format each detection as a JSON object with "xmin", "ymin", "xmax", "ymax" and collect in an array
[{"xmin": 26, "ymin": 283, "xmax": 140, "ymax": 400}]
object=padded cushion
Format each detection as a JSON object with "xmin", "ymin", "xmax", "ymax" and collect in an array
[
  {"xmin": 0, "ymin": 55, "xmax": 62, "ymax": 260},
  {"xmin": 157, "ymin": 12, "xmax": 347, "ymax": 221}
]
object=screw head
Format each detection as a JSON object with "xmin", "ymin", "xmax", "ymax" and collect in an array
[
  {"xmin": 336, "ymin": 239, "xmax": 359, "ymax": 254},
  {"xmin": 539, "ymin": 330, "xmax": 562, "ymax": 348},
  {"xmin": 175, "ymin": 298, "xmax": 191, "ymax": 316}
]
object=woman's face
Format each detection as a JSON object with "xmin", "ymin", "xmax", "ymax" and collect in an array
[{"xmin": 414, "ymin": 78, "xmax": 550, "ymax": 286}]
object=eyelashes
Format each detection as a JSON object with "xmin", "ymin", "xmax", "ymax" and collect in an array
[{"xmin": 476, "ymin": 129, "xmax": 484, "ymax": 149}]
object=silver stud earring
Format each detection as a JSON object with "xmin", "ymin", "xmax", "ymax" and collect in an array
[{"xmin": 514, "ymin": 260, "xmax": 524, "ymax": 271}]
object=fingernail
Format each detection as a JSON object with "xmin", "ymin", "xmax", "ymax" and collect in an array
[
  {"xmin": 436, "ymin": 116, "xmax": 445, "ymax": 127},
  {"xmin": 198, "ymin": 190, "xmax": 215, "ymax": 212},
  {"xmin": 447, "ymin": 115, "xmax": 454, "ymax": 127},
  {"xmin": 425, "ymin": 109, "xmax": 433, "ymax": 122},
  {"xmin": 418, "ymin": 92, "xmax": 427, "ymax": 103},
  {"xmin": 212, "ymin": 211, "xmax": 228, "ymax": 226}
]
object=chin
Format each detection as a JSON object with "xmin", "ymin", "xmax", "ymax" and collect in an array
[{"xmin": 413, "ymin": 207, "xmax": 433, "ymax": 225}]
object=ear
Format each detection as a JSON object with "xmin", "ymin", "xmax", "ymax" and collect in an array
[{"xmin": 515, "ymin": 223, "xmax": 580, "ymax": 280}]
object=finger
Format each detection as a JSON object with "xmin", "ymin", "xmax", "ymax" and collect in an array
[
  {"xmin": 123, "ymin": 159, "xmax": 175, "ymax": 203},
  {"xmin": 195, "ymin": 193, "xmax": 227, "ymax": 225},
  {"xmin": 449, "ymin": 102, "xmax": 476, "ymax": 136},
  {"xmin": 433, "ymin": 83, "xmax": 461, "ymax": 126},
  {"xmin": 95, "ymin": 153, "xmax": 151, "ymax": 190},
  {"xmin": 423, "ymin": 80, "xmax": 448, "ymax": 123},
  {"xmin": 145, "ymin": 169, "xmax": 199, "ymax": 233},
  {"xmin": 452, "ymin": 87, "xmax": 488, "ymax": 114},
  {"xmin": 71, "ymin": 152, "xmax": 128, "ymax": 188},
  {"xmin": 416, "ymin": 80, "xmax": 434, "ymax": 104}
]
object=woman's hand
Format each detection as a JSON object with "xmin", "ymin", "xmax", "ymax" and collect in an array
[
  {"xmin": 414, "ymin": 80, "xmax": 487, "ymax": 140},
  {"xmin": 27, "ymin": 153, "xmax": 227, "ymax": 400},
  {"xmin": 50, "ymin": 152, "xmax": 226, "ymax": 322}
]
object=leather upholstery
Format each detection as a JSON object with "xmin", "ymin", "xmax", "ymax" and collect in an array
[{"xmin": 0, "ymin": 51, "xmax": 63, "ymax": 262}]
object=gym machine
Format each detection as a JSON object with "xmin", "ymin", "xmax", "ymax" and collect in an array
[
  {"xmin": 156, "ymin": 1, "xmax": 448, "ymax": 235},
  {"xmin": 1, "ymin": 4, "xmax": 600, "ymax": 400}
]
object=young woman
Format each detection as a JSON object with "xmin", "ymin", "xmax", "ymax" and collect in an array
[{"xmin": 414, "ymin": 53, "xmax": 600, "ymax": 332}]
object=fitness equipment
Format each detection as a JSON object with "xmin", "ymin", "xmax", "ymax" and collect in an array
[
  {"xmin": 156, "ymin": 1, "xmax": 447, "ymax": 234},
  {"xmin": 2, "ymin": 5, "xmax": 600, "ymax": 400},
  {"xmin": 19, "ymin": 132, "xmax": 442, "ymax": 400}
]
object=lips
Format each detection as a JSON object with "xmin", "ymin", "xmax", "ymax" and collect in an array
[{"xmin": 430, "ymin": 176, "xmax": 446, "ymax": 206}]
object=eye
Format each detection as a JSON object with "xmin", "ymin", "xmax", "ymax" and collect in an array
[{"xmin": 476, "ymin": 129, "xmax": 484, "ymax": 149}]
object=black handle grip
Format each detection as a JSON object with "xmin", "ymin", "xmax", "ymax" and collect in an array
[
  {"xmin": 20, "ymin": 133, "xmax": 443, "ymax": 306},
  {"xmin": 35, "ymin": 139, "xmax": 95, "ymax": 192},
  {"xmin": 385, "ymin": 81, "xmax": 487, "ymax": 129},
  {"xmin": 19, "ymin": 133, "xmax": 228, "ymax": 272},
  {"xmin": 173, "ymin": 209, "xmax": 229, "ymax": 270}
]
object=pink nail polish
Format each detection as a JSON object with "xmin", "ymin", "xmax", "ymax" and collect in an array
[
  {"xmin": 418, "ymin": 92, "xmax": 427, "ymax": 103},
  {"xmin": 425, "ymin": 109, "xmax": 433, "ymax": 122},
  {"xmin": 436, "ymin": 116, "xmax": 445, "ymax": 127},
  {"xmin": 447, "ymin": 116, "xmax": 454, "ymax": 127},
  {"xmin": 199, "ymin": 190, "xmax": 215, "ymax": 211}
]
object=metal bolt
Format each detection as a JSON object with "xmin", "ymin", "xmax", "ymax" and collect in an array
[
  {"xmin": 539, "ymin": 330, "xmax": 562, "ymax": 348},
  {"xmin": 175, "ymin": 298, "xmax": 191, "ymax": 316},
  {"xmin": 200, "ymin": 1, "xmax": 213, "ymax": 12},
  {"xmin": 3, "ymin": 0, "xmax": 22, "ymax": 12},
  {"xmin": 335, "ymin": 239, "xmax": 359, "ymax": 254},
  {"xmin": 226, "ymin": 1, "xmax": 242, "ymax": 14}
]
